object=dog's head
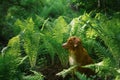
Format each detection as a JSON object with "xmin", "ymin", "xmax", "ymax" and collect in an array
[{"xmin": 62, "ymin": 36, "xmax": 82, "ymax": 50}]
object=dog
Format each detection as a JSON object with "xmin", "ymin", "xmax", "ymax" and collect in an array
[{"xmin": 62, "ymin": 36, "xmax": 95, "ymax": 76}]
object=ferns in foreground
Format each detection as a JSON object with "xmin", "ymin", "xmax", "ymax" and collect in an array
[
  {"xmin": 84, "ymin": 58, "xmax": 120, "ymax": 79},
  {"xmin": 23, "ymin": 70, "xmax": 44, "ymax": 80},
  {"xmin": 75, "ymin": 72, "xmax": 94, "ymax": 80},
  {"xmin": 0, "ymin": 35, "xmax": 22, "ymax": 80},
  {"xmin": 0, "ymin": 54, "xmax": 22, "ymax": 80}
]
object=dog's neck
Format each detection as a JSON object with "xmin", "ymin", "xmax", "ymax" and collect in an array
[
  {"xmin": 69, "ymin": 53, "xmax": 77, "ymax": 66},
  {"xmin": 69, "ymin": 46, "xmax": 85, "ymax": 66}
]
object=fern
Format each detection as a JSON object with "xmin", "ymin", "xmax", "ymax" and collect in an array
[
  {"xmin": 15, "ymin": 17, "xmax": 41, "ymax": 68},
  {"xmin": 0, "ymin": 54, "xmax": 22, "ymax": 80},
  {"xmin": 41, "ymin": 16, "xmax": 69, "ymax": 66},
  {"xmin": 92, "ymin": 14, "xmax": 120, "ymax": 68},
  {"xmin": 64, "ymin": 13, "xmax": 120, "ymax": 79},
  {"xmin": 23, "ymin": 70, "xmax": 44, "ymax": 80},
  {"xmin": 83, "ymin": 58, "xmax": 120, "ymax": 79},
  {"xmin": 2, "ymin": 35, "xmax": 21, "ymax": 57},
  {"xmin": 75, "ymin": 72, "xmax": 93, "ymax": 80},
  {"xmin": 0, "ymin": 35, "xmax": 23, "ymax": 80},
  {"xmin": 115, "ymin": 75, "xmax": 120, "ymax": 80},
  {"xmin": 94, "ymin": 42, "xmax": 114, "ymax": 61},
  {"xmin": 23, "ymin": 18, "xmax": 40, "ymax": 68}
]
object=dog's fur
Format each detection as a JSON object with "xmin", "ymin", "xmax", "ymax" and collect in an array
[{"xmin": 62, "ymin": 36, "xmax": 95, "ymax": 76}]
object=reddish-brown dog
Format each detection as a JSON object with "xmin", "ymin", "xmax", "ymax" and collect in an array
[{"xmin": 62, "ymin": 36, "xmax": 95, "ymax": 76}]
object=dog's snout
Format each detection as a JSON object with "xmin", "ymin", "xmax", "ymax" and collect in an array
[{"xmin": 62, "ymin": 43, "xmax": 67, "ymax": 48}]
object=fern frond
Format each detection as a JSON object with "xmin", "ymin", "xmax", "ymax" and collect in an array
[
  {"xmin": 92, "ymin": 14, "xmax": 120, "ymax": 68},
  {"xmin": 23, "ymin": 70, "xmax": 44, "ymax": 80},
  {"xmin": 75, "ymin": 72, "xmax": 93, "ymax": 80},
  {"xmin": 83, "ymin": 58, "xmax": 119, "ymax": 77},
  {"xmin": 40, "ymin": 16, "xmax": 69, "ymax": 66}
]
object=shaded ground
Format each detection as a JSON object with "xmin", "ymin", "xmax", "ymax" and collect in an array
[
  {"xmin": 36, "ymin": 54, "xmax": 70, "ymax": 80},
  {"xmin": 39, "ymin": 64, "xmax": 66, "ymax": 80}
]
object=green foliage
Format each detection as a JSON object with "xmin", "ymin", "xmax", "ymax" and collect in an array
[
  {"xmin": 92, "ymin": 14, "xmax": 120, "ymax": 67},
  {"xmin": 40, "ymin": 0, "xmax": 62, "ymax": 17},
  {"xmin": 0, "ymin": 54, "xmax": 22, "ymax": 80},
  {"xmin": 15, "ymin": 18, "xmax": 41, "ymax": 68},
  {"xmin": 6, "ymin": 35, "xmax": 21, "ymax": 56},
  {"xmin": 94, "ymin": 42, "xmax": 113, "ymax": 60},
  {"xmin": 115, "ymin": 75, "xmax": 120, "ymax": 80},
  {"xmin": 75, "ymin": 72, "xmax": 93, "ymax": 80},
  {"xmin": 40, "ymin": 16, "xmax": 69, "ymax": 66},
  {"xmin": 0, "ymin": 38, "xmax": 23, "ymax": 80},
  {"xmin": 0, "ymin": 0, "xmax": 120, "ymax": 80},
  {"xmin": 0, "ymin": 34, "xmax": 29, "ymax": 80},
  {"xmin": 63, "ymin": 13, "xmax": 120, "ymax": 79},
  {"xmin": 84, "ymin": 58, "xmax": 120, "ymax": 79},
  {"xmin": 23, "ymin": 70, "xmax": 44, "ymax": 80}
]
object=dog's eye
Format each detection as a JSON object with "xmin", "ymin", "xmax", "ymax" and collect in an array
[{"xmin": 69, "ymin": 40, "xmax": 72, "ymax": 43}]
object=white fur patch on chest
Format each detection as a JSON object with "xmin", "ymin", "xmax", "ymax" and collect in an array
[{"xmin": 69, "ymin": 54, "xmax": 77, "ymax": 66}]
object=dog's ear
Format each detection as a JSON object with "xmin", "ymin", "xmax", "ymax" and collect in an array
[{"xmin": 74, "ymin": 37, "xmax": 80, "ymax": 47}]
